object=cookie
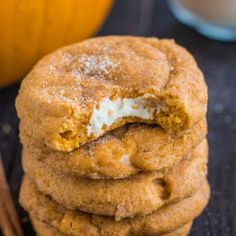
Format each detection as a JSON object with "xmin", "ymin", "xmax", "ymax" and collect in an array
[
  {"xmin": 16, "ymin": 36, "xmax": 207, "ymax": 151},
  {"xmin": 20, "ymin": 177, "xmax": 210, "ymax": 236},
  {"xmin": 23, "ymin": 140, "xmax": 208, "ymax": 219},
  {"xmin": 20, "ymin": 118, "xmax": 207, "ymax": 179},
  {"xmin": 31, "ymin": 217, "xmax": 192, "ymax": 236}
]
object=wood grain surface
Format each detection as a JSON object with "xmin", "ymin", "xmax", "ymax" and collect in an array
[{"xmin": 0, "ymin": 1, "xmax": 236, "ymax": 235}]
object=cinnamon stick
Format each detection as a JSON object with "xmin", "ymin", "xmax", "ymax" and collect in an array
[
  {"xmin": 0, "ymin": 197, "xmax": 16, "ymax": 236},
  {"xmin": 0, "ymin": 154, "xmax": 23, "ymax": 236}
]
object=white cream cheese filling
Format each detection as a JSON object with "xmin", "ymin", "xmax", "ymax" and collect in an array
[{"xmin": 87, "ymin": 95, "xmax": 158, "ymax": 136}]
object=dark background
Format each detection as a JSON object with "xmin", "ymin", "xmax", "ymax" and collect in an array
[{"xmin": 1, "ymin": 1, "xmax": 236, "ymax": 235}]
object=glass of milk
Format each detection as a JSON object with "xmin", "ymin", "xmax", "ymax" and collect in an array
[{"xmin": 168, "ymin": 0, "xmax": 236, "ymax": 41}]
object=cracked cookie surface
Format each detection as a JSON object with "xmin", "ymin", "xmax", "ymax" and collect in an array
[
  {"xmin": 23, "ymin": 140, "xmax": 208, "ymax": 219},
  {"xmin": 20, "ymin": 177, "xmax": 210, "ymax": 236},
  {"xmin": 31, "ymin": 217, "xmax": 193, "ymax": 236},
  {"xmin": 20, "ymin": 118, "xmax": 207, "ymax": 179}
]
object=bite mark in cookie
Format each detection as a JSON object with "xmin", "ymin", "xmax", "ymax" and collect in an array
[
  {"xmin": 87, "ymin": 95, "xmax": 162, "ymax": 137},
  {"xmin": 16, "ymin": 36, "xmax": 207, "ymax": 151}
]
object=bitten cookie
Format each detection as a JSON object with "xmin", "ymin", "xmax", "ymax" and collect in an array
[
  {"xmin": 20, "ymin": 177, "xmax": 210, "ymax": 236},
  {"xmin": 23, "ymin": 140, "xmax": 208, "ymax": 220},
  {"xmin": 20, "ymin": 118, "xmax": 207, "ymax": 179},
  {"xmin": 16, "ymin": 36, "xmax": 207, "ymax": 151}
]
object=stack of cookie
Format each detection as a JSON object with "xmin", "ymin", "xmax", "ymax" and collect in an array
[{"xmin": 16, "ymin": 36, "xmax": 210, "ymax": 236}]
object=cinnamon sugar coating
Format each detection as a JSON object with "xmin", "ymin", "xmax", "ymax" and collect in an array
[
  {"xmin": 23, "ymin": 140, "xmax": 208, "ymax": 219},
  {"xmin": 20, "ymin": 177, "xmax": 209, "ymax": 236},
  {"xmin": 16, "ymin": 36, "xmax": 207, "ymax": 151},
  {"xmin": 20, "ymin": 119, "xmax": 207, "ymax": 179}
]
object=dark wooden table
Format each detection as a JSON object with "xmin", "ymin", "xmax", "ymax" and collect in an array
[{"xmin": 1, "ymin": 1, "xmax": 236, "ymax": 235}]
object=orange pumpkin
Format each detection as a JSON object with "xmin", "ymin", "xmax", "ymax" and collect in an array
[{"xmin": 0, "ymin": 0, "xmax": 113, "ymax": 87}]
